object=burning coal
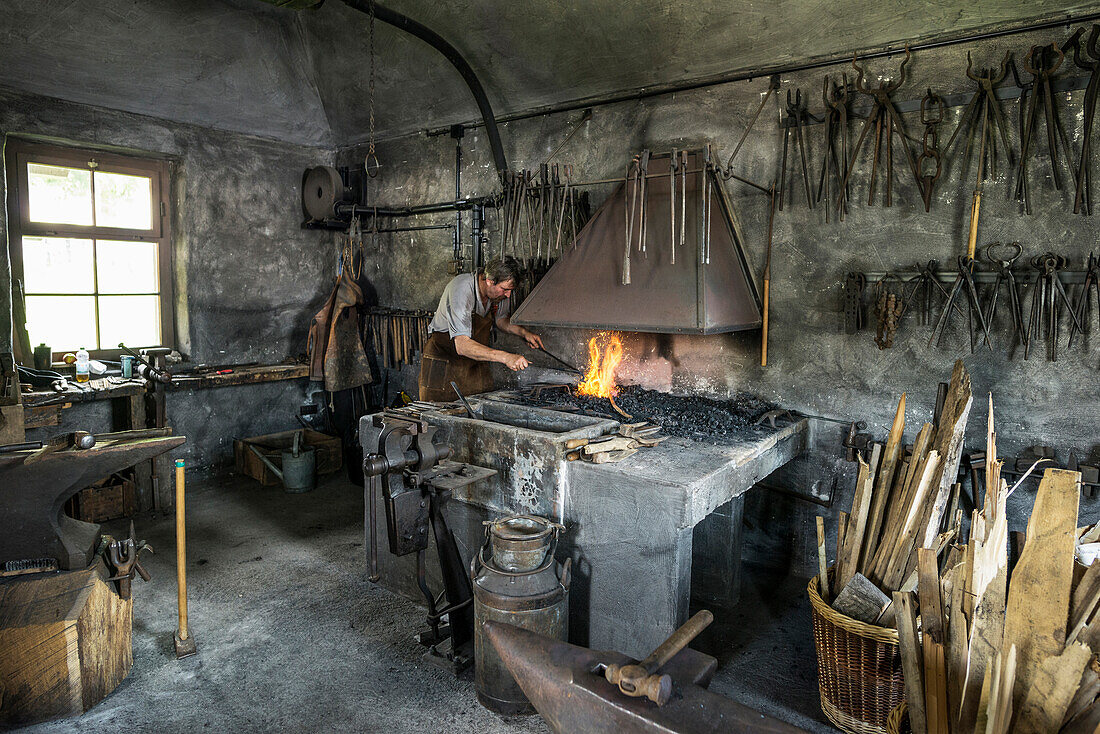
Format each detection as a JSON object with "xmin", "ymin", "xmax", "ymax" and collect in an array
[{"xmin": 576, "ymin": 332, "xmax": 624, "ymax": 399}]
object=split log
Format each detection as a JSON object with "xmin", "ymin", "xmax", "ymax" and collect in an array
[
  {"xmin": 894, "ymin": 590, "xmax": 928, "ymax": 734},
  {"xmin": 862, "ymin": 393, "xmax": 906, "ymax": 570},
  {"xmin": 1013, "ymin": 642, "xmax": 1091, "ymax": 733},
  {"xmin": 832, "ymin": 573, "xmax": 891, "ymax": 624},
  {"xmin": 816, "ymin": 515, "xmax": 830, "ymax": 602},
  {"xmin": 918, "ymin": 547, "xmax": 949, "ymax": 734},
  {"xmin": 837, "ymin": 453, "xmax": 875, "ymax": 591}
]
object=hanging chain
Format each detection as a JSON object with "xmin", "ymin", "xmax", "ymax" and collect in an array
[{"xmin": 365, "ymin": 0, "xmax": 380, "ymax": 178}]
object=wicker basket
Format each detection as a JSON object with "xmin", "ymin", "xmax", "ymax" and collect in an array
[
  {"xmin": 885, "ymin": 702, "xmax": 910, "ymax": 734},
  {"xmin": 808, "ymin": 572, "xmax": 906, "ymax": 734}
]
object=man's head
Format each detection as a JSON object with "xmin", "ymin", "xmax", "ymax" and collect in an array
[{"xmin": 480, "ymin": 257, "xmax": 521, "ymax": 301}]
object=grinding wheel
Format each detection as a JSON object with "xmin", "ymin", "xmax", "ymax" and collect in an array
[{"xmin": 303, "ymin": 165, "xmax": 344, "ymax": 221}]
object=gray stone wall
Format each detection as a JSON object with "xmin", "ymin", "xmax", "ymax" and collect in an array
[
  {"xmin": 339, "ymin": 25, "xmax": 1100, "ymax": 572},
  {"xmin": 2, "ymin": 88, "xmax": 336, "ymax": 471}
]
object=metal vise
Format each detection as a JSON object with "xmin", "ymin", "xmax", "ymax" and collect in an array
[
  {"xmin": 361, "ymin": 410, "xmax": 495, "ymax": 671},
  {"xmin": 0, "ymin": 432, "xmax": 185, "ymax": 571}
]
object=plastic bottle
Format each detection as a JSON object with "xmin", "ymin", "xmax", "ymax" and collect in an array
[{"xmin": 75, "ymin": 347, "xmax": 90, "ymax": 383}]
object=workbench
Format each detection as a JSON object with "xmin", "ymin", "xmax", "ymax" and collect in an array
[
  {"xmin": 17, "ymin": 363, "xmax": 310, "ymax": 510},
  {"xmin": 364, "ymin": 397, "xmax": 809, "ymax": 658}
]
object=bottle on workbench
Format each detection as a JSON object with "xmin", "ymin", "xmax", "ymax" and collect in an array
[{"xmin": 75, "ymin": 347, "xmax": 90, "ymax": 383}]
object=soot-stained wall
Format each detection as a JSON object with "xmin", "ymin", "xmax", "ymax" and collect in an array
[
  {"xmin": 341, "ymin": 25, "xmax": 1100, "ymax": 573},
  {"xmin": 2, "ymin": 88, "xmax": 336, "ymax": 470}
]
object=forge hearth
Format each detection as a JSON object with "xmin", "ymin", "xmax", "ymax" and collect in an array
[{"xmin": 361, "ymin": 390, "xmax": 808, "ymax": 657}]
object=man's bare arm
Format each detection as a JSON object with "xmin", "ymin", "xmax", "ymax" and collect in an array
[{"xmin": 454, "ymin": 335, "xmax": 528, "ymax": 371}]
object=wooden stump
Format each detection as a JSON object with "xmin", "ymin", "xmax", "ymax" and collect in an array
[{"xmin": 0, "ymin": 558, "xmax": 133, "ymax": 727}]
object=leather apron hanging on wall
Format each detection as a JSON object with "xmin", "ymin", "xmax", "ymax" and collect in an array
[{"xmin": 419, "ymin": 309, "xmax": 496, "ymax": 402}]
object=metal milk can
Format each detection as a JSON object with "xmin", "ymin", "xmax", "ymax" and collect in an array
[{"xmin": 473, "ymin": 514, "xmax": 570, "ymax": 714}]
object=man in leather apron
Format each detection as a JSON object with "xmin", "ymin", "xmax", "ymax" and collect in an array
[{"xmin": 418, "ymin": 258, "xmax": 543, "ymax": 402}]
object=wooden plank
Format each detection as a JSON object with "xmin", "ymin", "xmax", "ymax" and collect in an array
[
  {"xmin": 863, "ymin": 393, "xmax": 906, "ymax": 569},
  {"xmin": 918, "ymin": 547, "xmax": 949, "ymax": 734},
  {"xmin": 1002, "ymin": 468, "xmax": 1080, "ymax": 717},
  {"xmin": 1068, "ymin": 558, "xmax": 1100, "ymax": 643},
  {"xmin": 816, "ymin": 515, "xmax": 830, "ymax": 602},
  {"xmin": 1062, "ymin": 658, "xmax": 1100, "ymax": 729},
  {"xmin": 169, "ymin": 363, "xmax": 308, "ymax": 390},
  {"xmin": 986, "ymin": 645, "xmax": 1017, "ymax": 734},
  {"xmin": 894, "ymin": 590, "xmax": 928, "ymax": 734}
]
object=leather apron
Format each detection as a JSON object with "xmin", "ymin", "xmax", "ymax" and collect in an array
[{"xmin": 418, "ymin": 307, "xmax": 497, "ymax": 402}]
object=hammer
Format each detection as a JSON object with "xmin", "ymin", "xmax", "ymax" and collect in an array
[
  {"xmin": 23, "ymin": 431, "xmax": 96, "ymax": 464},
  {"xmin": 602, "ymin": 609, "xmax": 714, "ymax": 706}
]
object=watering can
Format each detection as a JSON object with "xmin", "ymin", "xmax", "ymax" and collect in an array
[{"xmin": 247, "ymin": 430, "xmax": 316, "ymax": 493}]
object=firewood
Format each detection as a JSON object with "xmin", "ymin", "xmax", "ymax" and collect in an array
[
  {"xmin": 816, "ymin": 515, "xmax": 830, "ymax": 602},
  {"xmin": 1013, "ymin": 643, "xmax": 1091, "ymax": 733},
  {"xmin": 837, "ymin": 510, "xmax": 848, "ymax": 581},
  {"xmin": 919, "ymin": 547, "xmax": 950, "ymax": 734},
  {"xmin": 894, "ymin": 589, "xmax": 928, "ymax": 734},
  {"xmin": 1002, "ymin": 469, "xmax": 1080, "ymax": 718},
  {"xmin": 945, "ymin": 561, "xmax": 969, "ymax": 727},
  {"xmin": 837, "ymin": 453, "xmax": 875, "ymax": 590},
  {"xmin": 863, "ymin": 393, "xmax": 906, "ymax": 570},
  {"xmin": 1062, "ymin": 658, "xmax": 1100, "ymax": 729},
  {"xmin": 1068, "ymin": 558, "xmax": 1100, "ymax": 643},
  {"xmin": 1061, "ymin": 694, "xmax": 1100, "ymax": 734},
  {"xmin": 920, "ymin": 361, "xmax": 973, "ymax": 552},
  {"xmin": 881, "ymin": 450, "xmax": 942, "ymax": 591},
  {"xmin": 831, "ymin": 573, "xmax": 890, "ymax": 624},
  {"xmin": 868, "ymin": 423, "xmax": 934, "ymax": 583},
  {"xmin": 984, "ymin": 645, "xmax": 1017, "ymax": 734}
]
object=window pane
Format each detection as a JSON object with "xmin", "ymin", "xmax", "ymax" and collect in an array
[
  {"xmin": 94, "ymin": 171, "xmax": 152, "ymax": 229},
  {"xmin": 27, "ymin": 163, "xmax": 93, "ymax": 225},
  {"xmin": 25, "ymin": 296, "xmax": 97, "ymax": 351},
  {"xmin": 96, "ymin": 240, "xmax": 159, "ymax": 293},
  {"xmin": 98, "ymin": 295, "xmax": 161, "ymax": 348},
  {"xmin": 21, "ymin": 236, "xmax": 95, "ymax": 294}
]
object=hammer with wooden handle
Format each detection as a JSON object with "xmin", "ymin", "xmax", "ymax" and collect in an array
[{"xmin": 602, "ymin": 609, "xmax": 714, "ymax": 705}]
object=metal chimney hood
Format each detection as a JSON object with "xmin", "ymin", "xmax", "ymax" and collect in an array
[{"xmin": 510, "ymin": 150, "xmax": 763, "ymax": 334}]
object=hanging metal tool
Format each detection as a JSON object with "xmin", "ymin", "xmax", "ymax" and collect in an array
[
  {"xmin": 839, "ymin": 46, "xmax": 921, "ymax": 209},
  {"xmin": 928, "ymin": 257, "xmax": 993, "ymax": 352},
  {"xmin": 816, "ymin": 74, "xmax": 851, "ymax": 222},
  {"xmin": 1067, "ymin": 25, "xmax": 1100, "ymax": 215},
  {"xmin": 843, "ymin": 272, "xmax": 866, "ymax": 334},
  {"xmin": 917, "ymin": 89, "xmax": 944, "ymax": 212},
  {"xmin": 1026, "ymin": 252, "xmax": 1085, "ymax": 361},
  {"xmin": 946, "ymin": 51, "xmax": 1013, "ymax": 256},
  {"xmin": 1069, "ymin": 252, "xmax": 1099, "ymax": 346},
  {"xmin": 980, "ymin": 241, "xmax": 1027, "ymax": 357},
  {"xmin": 669, "ymin": 149, "xmax": 678, "ymax": 265},
  {"xmin": 726, "ymin": 75, "xmax": 781, "ymax": 169},
  {"xmin": 778, "ymin": 88, "xmax": 817, "ymax": 210},
  {"xmin": 1013, "ymin": 43, "xmax": 1075, "ymax": 213},
  {"xmin": 761, "ymin": 183, "xmax": 777, "ymax": 366},
  {"xmin": 873, "ymin": 276, "xmax": 905, "ymax": 349}
]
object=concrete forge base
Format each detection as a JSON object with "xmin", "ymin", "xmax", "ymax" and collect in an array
[{"xmin": 362, "ymin": 398, "xmax": 808, "ymax": 658}]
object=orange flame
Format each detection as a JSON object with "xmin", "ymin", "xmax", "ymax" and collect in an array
[{"xmin": 576, "ymin": 332, "xmax": 624, "ymax": 398}]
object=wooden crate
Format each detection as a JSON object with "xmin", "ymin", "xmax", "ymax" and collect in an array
[
  {"xmin": 68, "ymin": 478, "xmax": 136, "ymax": 523},
  {"xmin": 233, "ymin": 429, "xmax": 342, "ymax": 486}
]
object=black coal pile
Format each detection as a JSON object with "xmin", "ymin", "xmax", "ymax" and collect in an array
[{"xmin": 519, "ymin": 384, "xmax": 778, "ymax": 442}]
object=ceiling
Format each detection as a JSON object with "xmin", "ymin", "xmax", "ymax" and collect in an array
[{"xmin": 0, "ymin": 0, "xmax": 1093, "ymax": 148}]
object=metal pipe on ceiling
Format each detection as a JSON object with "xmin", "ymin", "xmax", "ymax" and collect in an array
[
  {"xmin": 338, "ymin": 0, "xmax": 509, "ymax": 182},
  {"xmin": 423, "ymin": 9, "xmax": 1100, "ymax": 139},
  {"xmin": 261, "ymin": 0, "xmax": 510, "ymax": 180}
]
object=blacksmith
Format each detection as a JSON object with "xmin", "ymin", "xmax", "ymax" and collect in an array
[{"xmin": 418, "ymin": 257, "xmax": 544, "ymax": 401}]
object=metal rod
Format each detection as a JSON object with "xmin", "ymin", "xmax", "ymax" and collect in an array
[{"xmin": 419, "ymin": 11, "xmax": 1100, "ymax": 140}]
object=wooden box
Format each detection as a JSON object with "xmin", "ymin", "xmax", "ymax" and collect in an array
[
  {"xmin": 233, "ymin": 429, "xmax": 342, "ymax": 486},
  {"xmin": 67, "ymin": 478, "xmax": 136, "ymax": 523}
]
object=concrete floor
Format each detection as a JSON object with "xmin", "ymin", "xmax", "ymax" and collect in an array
[{"xmin": 17, "ymin": 472, "xmax": 838, "ymax": 733}]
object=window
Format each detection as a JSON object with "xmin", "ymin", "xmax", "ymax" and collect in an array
[{"xmin": 5, "ymin": 139, "xmax": 173, "ymax": 358}]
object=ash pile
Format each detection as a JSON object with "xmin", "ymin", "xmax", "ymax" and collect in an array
[{"xmin": 517, "ymin": 384, "xmax": 779, "ymax": 443}]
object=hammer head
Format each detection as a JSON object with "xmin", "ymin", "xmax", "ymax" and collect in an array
[{"xmin": 174, "ymin": 630, "xmax": 197, "ymax": 659}]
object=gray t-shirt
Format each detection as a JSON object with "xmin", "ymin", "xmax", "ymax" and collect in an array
[{"xmin": 428, "ymin": 273, "xmax": 511, "ymax": 339}]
